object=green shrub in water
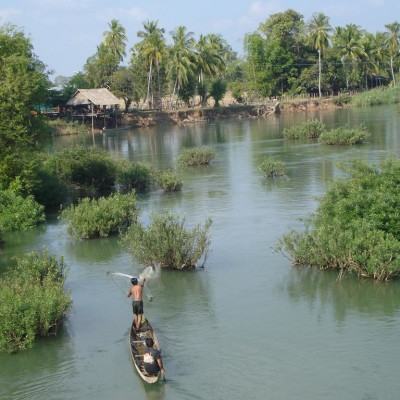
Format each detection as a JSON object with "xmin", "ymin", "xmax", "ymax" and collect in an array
[
  {"xmin": 283, "ymin": 119, "xmax": 326, "ymax": 139},
  {"xmin": 115, "ymin": 159, "xmax": 154, "ymax": 193},
  {"xmin": 276, "ymin": 159, "xmax": 400, "ymax": 280},
  {"xmin": 0, "ymin": 250, "xmax": 72, "ymax": 353},
  {"xmin": 177, "ymin": 146, "xmax": 216, "ymax": 166},
  {"xmin": 259, "ymin": 157, "xmax": 286, "ymax": 177},
  {"xmin": 122, "ymin": 211, "xmax": 212, "ymax": 269},
  {"xmin": 60, "ymin": 191, "xmax": 138, "ymax": 239},
  {"xmin": 0, "ymin": 181, "xmax": 45, "ymax": 232},
  {"xmin": 318, "ymin": 124, "xmax": 370, "ymax": 145},
  {"xmin": 47, "ymin": 146, "xmax": 116, "ymax": 198},
  {"xmin": 156, "ymin": 170, "xmax": 183, "ymax": 192}
]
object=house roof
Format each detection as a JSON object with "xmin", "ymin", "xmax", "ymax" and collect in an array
[{"xmin": 66, "ymin": 88, "xmax": 120, "ymax": 107}]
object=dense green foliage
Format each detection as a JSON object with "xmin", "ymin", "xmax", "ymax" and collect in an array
[
  {"xmin": 47, "ymin": 146, "xmax": 117, "ymax": 198},
  {"xmin": 277, "ymin": 159, "xmax": 400, "ymax": 280},
  {"xmin": 348, "ymin": 87, "xmax": 400, "ymax": 107},
  {"xmin": 156, "ymin": 170, "xmax": 183, "ymax": 192},
  {"xmin": 318, "ymin": 124, "xmax": 371, "ymax": 145},
  {"xmin": 115, "ymin": 159, "xmax": 154, "ymax": 193},
  {"xmin": 283, "ymin": 119, "xmax": 326, "ymax": 139},
  {"xmin": 60, "ymin": 191, "xmax": 138, "ymax": 239},
  {"xmin": 0, "ymin": 182, "xmax": 45, "ymax": 232},
  {"xmin": 177, "ymin": 147, "xmax": 217, "ymax": 166},
  {"xmin": 47, "ymin": 119, "xmax": 89, "ymax": 136},
  {"xmin": 122, "ymin": 211, "xmax": 212, "ymax": 269},
  {"xmin": 0, "ymin": 250, "xmax": 71, "ymax": 353},
  {"xmin": 259, "ymin": 157, "xmax": 286, "ymax": 177}
]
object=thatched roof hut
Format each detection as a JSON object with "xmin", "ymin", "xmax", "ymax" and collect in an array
[{"xmin": 66, "ymin": 88, "xmax": 120, "ymax": 107}]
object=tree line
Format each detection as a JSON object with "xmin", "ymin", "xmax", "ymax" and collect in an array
[{"xmin": 50, "ymin": 9, "xmax": 400, "ymax": 110}]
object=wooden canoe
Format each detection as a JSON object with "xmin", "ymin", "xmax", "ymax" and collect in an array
[{"xmin": 129, "ymin": 316, "xmax": 161, "ymax": 384}]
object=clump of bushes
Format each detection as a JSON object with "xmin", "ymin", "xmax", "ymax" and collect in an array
[
  {"xmin": 177, "ymin": 146, "xmax": 216, "ymax": 166},
  {"xmin": 283, "ymin": 119, "xmax": 326, "ymax": 139},
  {"xmin": 0, "ymin": 250, "xmax": 72, "ymax": 353},
  {"xmin": 276, "ymin": 159, "xmax": 400, "ymax": 281},
  {"xmin": 349, "ymin": 87, "xmax": 400, "ymax": 107},
  {"xmin": 60, "ymin": 191, "xmax": 138, "ymax": 239},
  {"xmin": 318, "ymin": 124, "xmax": 370, "ymax": 145},
  {"xmin": 156, "ymin": 170, "xmax": 183, "ymax": 192},
  {"xmin": 47, "ymin": 146, "xmax": 117, "ymax": 198},
  {"xmin": 0, "ymin": 181, "xmax": 45, "ymax": 233},
  {"xmin": 121, "ymin": 211, "xmax": 212, "ymax": 269},
  {"xmin": 259, "ymin": 157, "xmax": 286, "ymax": 177},
  {"xmin": 115, "ymin": 159, "xmax": 154, "ymax": 193}
]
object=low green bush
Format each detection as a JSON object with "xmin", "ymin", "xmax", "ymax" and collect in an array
[
  {"xmin": 349, "ymin": 87, "xmax": 400, "ymax": 107},
  {"xmin": 276, "ymin": 159, "xmax": 400, "ymax": 280},
  {"xmin": 259, "ymin": 157, "xmax": 286, "ymax": 177},
  {"xmin": 331, "ymin": 93, "xmax": 351, "ymax": 106},
  {"xmin": 47, "ymin": 119, "xmax": 88, "ymax": 136},
  {"xmin": 283, "ymin": 119, "xmax": 326, "ymax": 139},
  {"xmin": 0, "ymin": 250, "xmax": 72, "ymax": 353},
  {"xmin": 0, "ymin": 182, "xmax": 45, "ymax": 232},
  {"xmin": 115, "ymin": 159, "xmax": 154, "ymax": 193},
  {"xmin": 156, "ymin": 170, "xmax": 183, "ymax": 192},
  {"xmin": 121, "ymin": 211, "xmax": 212, "ymax": 269},
  {"xmin": 318, "ymin": 124, "xmax": 370, "ymax": 145},
  {"xmin": 47, "ymin": 146, "xmax": 117, "ymax": 198},
  {"xmin": 177, "ymin": 146, "xmax": 217, "ymax": 166},
  {"xmin": 60, "ymin": 191, "xmax": 138, "ymax": 239}
]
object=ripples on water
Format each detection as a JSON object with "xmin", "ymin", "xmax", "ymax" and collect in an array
[{"xmin": 1, "ymin": 106, "xmax": 400, "ymax": 400}]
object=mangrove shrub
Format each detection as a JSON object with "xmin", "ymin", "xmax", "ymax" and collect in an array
[
  {"xmin": 283, "ymin": 119, "xmax": 326, "ymax": 139},
  {"xmin": 122, "ymin": 211, "xmax": 212, "ymax": 269},
  {"xmin": 115, "ymin": 159, "xmax": 154, "ymax": 193},
  {"xmin": 177, "ymin": 147, "xmax": 217, "ymax": 166},
  {"xmin": 0, "ymin": 250, "xmax": 72, "ymax": 353},
  {"xmin": 60, "ymin": 191, "xmax": 138, "ymax": 239},
  {"xmin": 156, "ymin": 170, "xmax": 183, "ymax": 192},
  {"xmin": 318, "ymin": 124, "xmax": 370, "ymax": 145},
  {"xmin": 276, "ymin": 159, "xmax": 400, "ymax": 280},
  {"xmin": 259, "ymin": 157, "xmax": 286, "ymax": 177}
]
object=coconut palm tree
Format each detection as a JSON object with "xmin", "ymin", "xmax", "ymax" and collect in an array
[
  {"xmin": 167, "ymin": 26, "xmax": 196, "ymax": 99},
  {"xmin": 136, "ymin": 21, "xmax": 166, "ymax": 108},
  {"xmin": 195, "ymin": 34, "xmax": 225, "ymax": 104},
  {"xmin": 384, "ymin": 22, "xmax": 400, "ymax": 87},
  {"xmin": 103, "ymin": 19, "xmax": 127, "ymax": 62},
  {"xmin": 308, "ymin": 13, "xmax": 332, "ymax": 97},
  {"xmin": 333, "ymin": 24, "xmax": 366, "ymax": 90}
]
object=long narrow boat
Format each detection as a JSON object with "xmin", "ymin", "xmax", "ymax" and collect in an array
[{"xmin": 129, "ymin": 316, "xmax": 161, "ymax": 383}]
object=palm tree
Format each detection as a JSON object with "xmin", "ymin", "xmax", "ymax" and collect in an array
[
  {"xmin": 195, "ymin": 34, "xmax": 225, "ymax": 104},
  {"xmin": 308, "ymin": 13, "xmax": 332, "ymax": 97},
  {"xmin": 167, "ymin": 26, "xmax": 196, "ymax": 101},
  {"xmin": 103, "ymin": 19, "xmax": 127, "ymax": 62},
  {"xmin": 384, "ymin": 22, "xmax": 400, "ymax": 87},
  {"xmin": 370, "ymin": 32, "xmax": 389, "ymax": 86},
  {"xmin": 136, "ymin": 21, "xmax": 166, "ymax": 108},
  {"xmin": 333, "ymin": 24, "xmax": 366, "ymax": 90}
]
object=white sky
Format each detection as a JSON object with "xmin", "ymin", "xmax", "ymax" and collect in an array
[{"xmin": 1, "ymin": 0, "xmax": 399, "ymax": 78}]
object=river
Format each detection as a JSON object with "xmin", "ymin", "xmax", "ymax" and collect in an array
[{"xmin": 1, "ymin": 105, "xmax": 400, "ymax": 400}]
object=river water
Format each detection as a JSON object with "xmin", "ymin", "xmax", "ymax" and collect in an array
[{"xmin": 1, "ymin": 105, "xmax": 400, "ymax": 400}]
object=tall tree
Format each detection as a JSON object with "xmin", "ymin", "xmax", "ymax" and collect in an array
[
  {"xmin": 333, "ymin": 24, "xmax": 366, "ymax": 89},
  {"xmin": 136, "ymin": 21, "xmax": 166, "ymax": 108},
  {"xmin": 167, "ymin": 26, "xmax": 196, "ymax": 99},
  {"xmin": 103, "ymin": 19, "xmax": 127, "ymax": 62},
  {"xmin": 308, "ymin": 13, "xmax": 332, "ymax": 97},
  {"xmin": 384, "ymin": 22, "xmax": 400, "ymax": 87}
]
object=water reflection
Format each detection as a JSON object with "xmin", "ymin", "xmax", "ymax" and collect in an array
[{"xmin": 284, "ymin": 266, "xmax": 400, "ymax": 323}]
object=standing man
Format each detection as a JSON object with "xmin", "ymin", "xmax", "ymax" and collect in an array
[
  {"xmin": 127, "ymin": 277, "xmax": 146, "ymax": 330},
  {"xmin": 143, "ymin": 337, "xmax": 165, "ymax": 380}
]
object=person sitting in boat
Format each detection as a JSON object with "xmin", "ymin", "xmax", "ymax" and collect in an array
[
  {"xmin": 127, "ymin": 277, "xmax": 146, "ymax": 330},
  {"xmin": 143, "ymin": 337, "xmax": 165, "ymax": 378}
]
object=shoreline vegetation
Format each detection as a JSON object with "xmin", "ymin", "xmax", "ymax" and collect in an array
[{"xmin": 49, "ymin": 86, "xmax": 400, "ymax": 135}]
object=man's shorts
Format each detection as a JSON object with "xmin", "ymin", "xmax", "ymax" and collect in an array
[{"xmin": 132, "ymin": 300, "xmax": 143, "ymax": 315}]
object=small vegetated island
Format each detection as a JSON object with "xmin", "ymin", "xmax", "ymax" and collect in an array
[{"xmin": 276, "ymin": 159, "xmax": 400, "ymax": 281}]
